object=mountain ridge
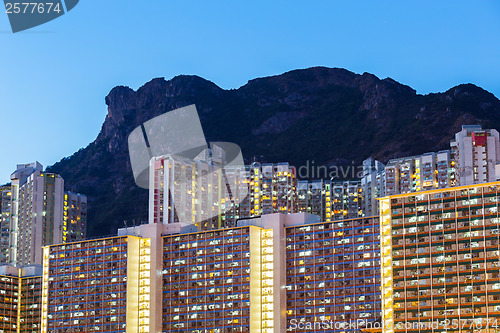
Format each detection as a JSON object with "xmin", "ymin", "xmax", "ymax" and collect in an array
[{"xmin": 47, "ymin": 66, "xmax": 500, "ymax": 236}]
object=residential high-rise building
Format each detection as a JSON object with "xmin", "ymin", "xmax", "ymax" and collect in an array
[
  {"xmin": 285, "ymin": 217, "xmax": 381, "ymax": 331},
  {"xmin": 0, "ymin": 265, "xmax": 20, "ymax": 332},
  {"xmin": 19, "ymin": 267, "xmax": 42, "ymax": 333},
  {"xmin": 297, "ymin": 180, "xmax": 364, "ymax": 222},
  {"xmin": 41, "ymin": 235, "xmax": 142, "ymax": 332},
  {"xmin": 297, "ymin": 180, "xmax": 327, "ymax": 219},
  {"xmin": 383, "ymin": 150, "xmax": 453, "ymax": 196},
  {"xmin": 362, "ymin": 126, "xmax": 500, "ymax": 217},
  {"xmin": 451, "ymin": 125, "xmax": 500, "ymax": 186},
  {"xmin": 219, "ymin": 162, "xmax": 297, "ymax": 228},
  {"xmin": 10, "ymin": 162, "xmax": 43, "ymax": 265},
  {"xmin": 252, "ymin": 163, "xmax": 296, "ymax": 214},
  {"xmin": 151, "ymin": 150, "xmax": 373, "ymax": 233},
  {"xmin": 361, "ymin": 158, "xmax": 385, "ymax": 217},
  {"xmin": 8, "ymin": 162, "xmax": 87, "ymax": 266},
  {"xmin": 380, "ymin": 181, "xmax": 500, "ymax": 333},
  {"xmin": 35, "ymin": 212, "xmax": 382, "ymax": 332},
  {"xmin": 42, "ymin": 222, "xmax": 197, "ymax": 333},
  {"xmin": 149, "ymin": 154, "xmax": 231, "ymax": 229},
  {"xmin": 11, "ymin": 165, "xmax": 64, "ymax": 266},
  {"xmin": 63, "ymin": 191, "xmax": 87, "ymax": 243},
  {"xmin": 0, "ymin": 185, "xmax": 12, "ymax": 264},
  {"xmin": 0, "ymin": 264, "xmax": 42, "ymax": 333},
  {"xmin": 149, "ymin": 154, "xmax": 298, "ymax": 230},
  {"xmin": 161, "ymin": 212, "xmax": 380, "ymax": 332},
  {"xmin": 362, "ymin": 151, "xmax": 453, "ymax": 217},
  {"xmin": 331, "ymin": 181, "xmax": 364, "ymax": 221},
  {"xmin": 162, "ymin": 225, "xmax": 261, "ymax": 332},
  {"xmin": 219, "ymin": 166, "xmax": 252, "ymax": 228}
]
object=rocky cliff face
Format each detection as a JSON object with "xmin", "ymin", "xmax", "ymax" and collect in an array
[{"xmin": 48, "ymin": 67, "xmax": 500, "ymax": 236}]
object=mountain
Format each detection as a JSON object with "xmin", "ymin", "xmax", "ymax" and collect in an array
[{"xmin": 47, "ymin": 67, "xmax": 500, "ymax": 236}]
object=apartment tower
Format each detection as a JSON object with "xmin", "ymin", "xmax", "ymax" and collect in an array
[
  {"xmin": 380, "ymin": 181, "xmax": 500, "ymax": 333},
  {"xmin": 9, "ymin": 162, "xmax": 87, "ymax": 266},
  {"xmin": 0, "ymin": 186, "xmax": 12, "ymax": 263},
  {"xmin": 149, "ymin": 154, "xmax": 298, "ymax": 231},
  {"xmin": 0, "ymin": 264, "xmax": 42, "ymax": 333},
  {"xmin": 451, "ymin": 125, "xmax": 500, "ymax": 186},
  {"xmin": 63, "ymin": 191, "xmax": 87, "ymax": 243}
]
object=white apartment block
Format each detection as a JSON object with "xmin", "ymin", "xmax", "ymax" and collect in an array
[
  {"xmin": 8, "ymin": 162, "xmax": 86, "ymax": 266},
  {"xmin": 0, "ymin": 185, "xmax": 12, "ymax": 264},
  {"xmin": 360, "ymin": 157, "xmax": 385, "ymax": 217},
  {"xmin": 10, "ymin": 162, "xmax": 64, "ymax": 265},
  {"xmin": 149, "ymin": 153, "xmax": 298, "ymax": 230},
  {"xmin": 361, "ymin": 125, "xmax": 500, "ymax": 215},
  {"xmin": 362, "ymin": 151, "xmax": 453, "ymax": 215},
  {"xmin": 451, "ymin": 124, "xmax": 500, "ymax": 185},
  {"xmin": 149, "ymin": 154, "xmax": 224, "ymax": 228}
]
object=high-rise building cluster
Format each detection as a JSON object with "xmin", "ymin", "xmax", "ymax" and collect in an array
[
  {"xmin": 5, "ymin": 179, "xmax": 500, "ymax": 333},
  {"xmin": 0, "ymin": 162, "xmax": 87, "ymax": 266},
  {"xmin": 150, "ymin": 125, "xmax": 500, "ymax": 231},
  {"xmin": 361, "ymin": 125, "xmax": 500, "ymax": 215},
  {"xmin": 149, "ymin": 155, "xmax": 363, "ymax": 231},
  {"xmin": 297, "ymin": 179, "xmax": 363, "ymax": 222},
  {"xmin": 34, "ymin": 213, "xmax": 381, "ymax": 332},
  {"xmin": 3, "ymin": 117, "xmax": 500, "ymax": 332}
]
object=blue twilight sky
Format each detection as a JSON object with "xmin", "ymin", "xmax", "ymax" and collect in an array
[{"xmin": 1, "ymin": 1, "xmax": 499, "ymax": 184}]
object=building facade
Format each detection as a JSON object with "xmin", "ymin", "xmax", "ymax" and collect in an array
[
  {"xmin": 297, "ymin": 180, "xmax": 326, "ymax": 219},
  {"xmin": 0, "ymin": 265, "xmax": 42, "ymax": 333},
  {"xmin": 285, "ymin": 217, "xmax": 381, "ymax": 332},
  {"xmin": 11, "ymin": 165, "xmax": 64, "ymax": 266},
  {"xmin": 162, "ymin": 226, "xmax": 257, "ymax": 332},
  {"xmin": 19, "ymin": 272, "xmax": 42, "ymax": 333},
  {"xmin": 362, "ymin": 125, "xmax": 500, "ymax": 217},
  {"xmin": 0, "ymin": 266, "xmax": 20, "ymax": 333},
  {"xmin": 0, "ymin": 185, "xmax": 12, "ymax": 264},
  {"xmin": 361, "ymin": 158, "xmax": 386, "ymax": 218},
  {"xmin": 63, "ymin": 191, "xmax": 87, "ymax": 243},
  {"xmin": 159, "ymin": 213, "xmax": 303, "ymax": 333},
  {"xmin": 7, "ymin": 162, "xmax": 87, "ymax": 266},
  {"xmin": 380, "ymin": 181, "xmax": 500, "ymax": 333},
  {"xmin": 383, "ymin": 150, "xmax": 454, "ymax": 197},
  {"xmin": 362, "ymin": 150, "xmax": 455, "ymax": 216},
  {"xmin": 34, "ymin": 212, "xmax": 383, "ymax": 332},
  {"xmin": 451, "ymin": 125, "xmax": 500, "ymax": 186},
  {"xmin": 149, "ymin": 154, "xmax": 237, "ymax": 229},
  {"xmin": 248, "ymin": 162, "xmax": 297, "ymax": 217},
  {"xmin": 297, "ymin": 180, "xmax": 364, "ymax": 222},
  {"xmin": 331, "ymin": 181, "xmax": 363, "ymax": 221},
  {"xmin": 41, "ymin": 236, "xmax": 139, "ymax": 332},
  {"xmin": 149, "ymin": 154, "xmax": 298, "ymax": 230},
  {"xmin": 10, "ymin": 162, "xmax": 43, "ymax": 265}
]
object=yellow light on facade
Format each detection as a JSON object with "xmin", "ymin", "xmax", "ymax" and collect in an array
[{"xmin": 138, "ymin": 238, "xmax": 151, "ymax": 333}]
